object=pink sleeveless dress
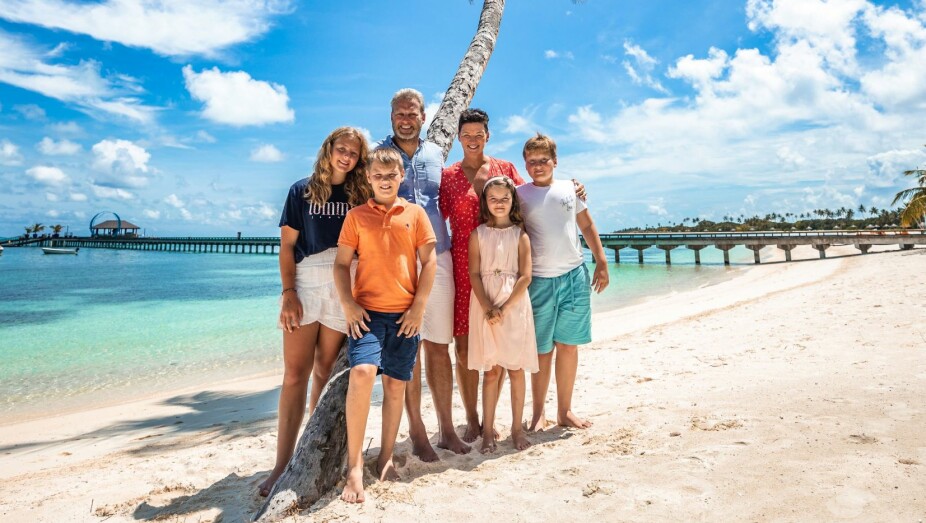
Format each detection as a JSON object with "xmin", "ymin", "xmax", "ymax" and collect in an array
[{"xmin": 467, "ymin": 224, "xmax": 539, "ymax": 372}]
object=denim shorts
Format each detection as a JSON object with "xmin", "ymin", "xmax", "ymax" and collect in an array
[
  {"xmin": 347, "ymin": 310, "xmax": 420, "ymax": 381},
  {"xmin": 528, "ymin": 264, "xmax": 592, "ymax": 354}
]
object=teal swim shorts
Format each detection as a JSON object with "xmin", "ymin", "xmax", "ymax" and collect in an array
[{"xmin": 528, "ymin": 264, "xmax": 592, "ymax": 354}]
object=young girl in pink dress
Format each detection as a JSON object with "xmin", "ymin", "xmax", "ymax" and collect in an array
[{"xmin": 467, "ymin": 176, "xmax": 538, "ymax": 453}]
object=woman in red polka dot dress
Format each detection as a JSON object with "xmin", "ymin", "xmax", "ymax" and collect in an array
[{"xmin": 439, "ymin": 108, "xmax": 524, "ymax": 442}]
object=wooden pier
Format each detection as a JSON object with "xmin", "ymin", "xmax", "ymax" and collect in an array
[
  {"xmin": 586, "ymin": 230, "xmax": 926, "ymax": 265},
  {"xmin": 3, "ymin": 236, "xmax": 280, "ymax": 255}
]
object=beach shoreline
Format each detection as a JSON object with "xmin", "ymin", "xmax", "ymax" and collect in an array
[{"xmin": 1, "ymin": 244, "xmax": 923, "ymax": 521}]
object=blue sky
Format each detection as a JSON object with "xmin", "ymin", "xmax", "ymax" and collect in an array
[{"xmin": 1, "ymin": 0, "xmax": 924, "ymax": 236}]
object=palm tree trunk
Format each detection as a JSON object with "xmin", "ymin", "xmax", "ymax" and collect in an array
[
  {"xmin": 253, "ymin": 3, "xmax": 506, "ymax": 521},
  {"xmin": 427, "ymin": 0, "xmax": 505, "ymax": 160}
]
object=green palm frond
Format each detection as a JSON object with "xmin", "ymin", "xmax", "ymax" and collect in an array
[{"xmin": 898, "ymin": 194, "xmax": 926, "ymax": 227}]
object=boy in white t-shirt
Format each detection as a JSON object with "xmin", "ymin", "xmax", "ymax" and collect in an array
[{"xmin": 516, "ymin": 133, "xmax": 609, "ymax": 431}]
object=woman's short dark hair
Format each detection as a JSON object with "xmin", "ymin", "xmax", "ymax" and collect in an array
[{"xmin": 458, "ymin": 108, "xmax": 489, "ymax": 133}]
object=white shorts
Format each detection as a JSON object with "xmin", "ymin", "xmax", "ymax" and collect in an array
[
  {"xmin": 419, "ymin": 250, "xmax": 454, "ymax": 345},
  {"xmin": 278, "ymin": 248, "xmax": 354, "ymax": 334}
]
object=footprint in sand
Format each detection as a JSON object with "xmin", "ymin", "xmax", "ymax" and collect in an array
[{"xmin": 848, "ymin": 433, "xmax": 878, "ymax": 444}]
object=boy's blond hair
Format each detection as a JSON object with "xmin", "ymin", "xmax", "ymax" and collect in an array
[
  {"xmin": 369, "ymin": 147, "xmax": 404, "ymax": 172},
  {"xmin": 522, "ymin": 132, "xmax": 557, "ymax": 161}
]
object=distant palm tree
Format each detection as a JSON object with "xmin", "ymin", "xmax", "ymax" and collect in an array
[
  {"xmin": 892, "ymin": 161, "xmax": 926, "ymax": 227},
  {"xmin": 31, "ymin": 223, "xmax": 45, "ymax": 238},
  {"xmin": 24, "ymin": 225, "xmax": 33, "ymax": 238},
  {"xmin": 51, "ymin": 224, "xmax": 64, "ymax": 237},
  {"xmin": 857, "ymin": 204, "xmax": 867, "ymax": 216}
]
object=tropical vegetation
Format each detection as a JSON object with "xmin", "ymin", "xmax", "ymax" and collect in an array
[
  {"xmin": 892, "ymin": 149, "xmax": 926, "ymax": 228},
  {"xmin": 619, "ymin": 206, "xmax": 910, "ymax": 233}
]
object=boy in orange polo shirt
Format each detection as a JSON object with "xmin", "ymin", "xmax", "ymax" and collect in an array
[{"xmin": 334, "ymin": 147, "xmax": 437, "ymax": 504}]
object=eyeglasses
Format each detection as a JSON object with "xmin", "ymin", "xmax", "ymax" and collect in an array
[
  {"xmin": 370, "ymin": 173, "xmax": 401, "ymax": 182},
  {"xmin": 526, "ymin": 158, "xmax": 552, "ymax": 167}
]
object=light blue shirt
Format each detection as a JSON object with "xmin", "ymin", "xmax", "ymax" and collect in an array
[{"xmin": 375, "ymin": 136, "xmax": 451, "ymax": 254}]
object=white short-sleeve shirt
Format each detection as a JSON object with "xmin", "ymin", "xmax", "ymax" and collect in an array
[{"xmin": 516, "ymin": 179, "xmax": 587, "ymax": 278}]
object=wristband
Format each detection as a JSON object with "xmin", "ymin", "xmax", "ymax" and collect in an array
[{"xmin": 282, "ymin": 287, "xmax": 297, "ymax": 295}]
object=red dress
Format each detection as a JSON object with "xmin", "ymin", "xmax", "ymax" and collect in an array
[{"xmin": 440, "ymin": 158, "xmax": 524, "ymax": 337}]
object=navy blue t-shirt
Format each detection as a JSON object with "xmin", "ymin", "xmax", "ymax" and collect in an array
[{"xmin": 279, "ymin": 178, "xmax": 351, "ymax": 264}]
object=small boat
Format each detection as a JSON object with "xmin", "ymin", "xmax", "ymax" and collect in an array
[{"xmin": 42, "ymin": 247, "xmax": 79, "ymax": 255}]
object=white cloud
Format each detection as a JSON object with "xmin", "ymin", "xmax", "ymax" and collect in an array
[
  {"xmin": 622, "ymin": 41, "xmax": 668, "ymax": 94},
  {"xmin": 91, "ymin": 139, "xmax": 151, "ymax": 188},
  {"xmin": 49, "ymin": 121, "xmax": 82, "ymax": 135},
  {"xmin": 865, "ymin": 147, "xmax": 926, "ymax": 188},
  {"xmin": 503, "ymin": 115, "xmax": 537, "ymax": 135},
  {"xmin": 46, "ymin": 209, "xmax": 60, "ymax": 218},
  {"xmin": 545, "ymin": 50, "xmax": 574, "ymax": 60},
  {"xmin": 422, "ymin": 91, "xmax": 445, "ymax": 132},
  {"xmin": 26, "ymin": 165, "xmax": 69, "ymax": 186},
  {"xmin": 45, "ymin": 192, "xmax": 59, "ymax": 201},
  {"xmin": 90, "ymin": 184, "xmax": 134, "ymax": 200},
  {"xmin": 69, "ymin": 192, "xmax": 87, "ymax": 201},
  {"xmin": 13, "ymin": 103, "xmax": 45, "ymax": 120},
  {"xmin": 0, "ymin": 0, "xmax": 292, "ymax": 58},
  {"xmin": 250, "ymin": 144, "xmax": 284, "ymax": 162},
  {"xmin": 0, "ymin": 29, "xmax": 157, "ymax": 123},
  {"xmin": 196, "ymin": 130, "xmax": 216, "ymax": 143},
  {"xmin": 1, "ymin": 139, "xmax": 23, "ymax": 165},
  {"xmin": 183, "ymin": 65, "xmax": 294, "ymax": 126},
  {"xmin": 647, "ymin": 199, "xmax": 668, "ymax": 216},
  {"xmin": 37, "ymin": 136, "xmax": 81, "ymax": 155},
  {"xmin": 164, "ymin": 193, "xmax": 185, "ymax": 208},
  {"xmin": 179, "ymin": 208, "xmax": 193, "ymax": 221},
  {"xmin": 143, "ymin": 209, "xmax": 161, "ymax": 219}
]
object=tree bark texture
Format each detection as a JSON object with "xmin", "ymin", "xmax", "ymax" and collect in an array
[
  {"xmin": 426, "ymin": 0, "xmax": 505, "ymax": 161},
  {"xmin": 253, "ymin": 347, "xmax": 349, "ymax": 522},
  {"xmin": 254, "ymin": 3, "xmax": 506, "ymax": 520}
]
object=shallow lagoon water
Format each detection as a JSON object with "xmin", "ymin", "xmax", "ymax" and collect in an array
[{"xmin": 0, "ymin": 245, "xmax": 752, "ymax": 418}]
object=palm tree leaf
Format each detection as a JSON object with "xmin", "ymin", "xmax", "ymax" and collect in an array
[{"xmin": 899, "ymin": 194, "xmax": 926, "ymax": 227}]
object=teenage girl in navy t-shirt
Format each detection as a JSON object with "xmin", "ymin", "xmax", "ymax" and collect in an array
[{"xmin": 259, "ymin": 127, "xmax": 372, "ymax": 497}]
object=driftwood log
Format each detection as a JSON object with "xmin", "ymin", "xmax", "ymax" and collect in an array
[
  {"xmin": 254, "ymin": 2, "xmax": 508, "ymax": 520},
  {"xmin": 252, "ymin": 346, "xmax": 350, "ymax": 522}
]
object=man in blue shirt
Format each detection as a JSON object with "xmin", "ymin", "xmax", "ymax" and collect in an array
[{"xmin": 376, "ymin": 88, "xmax": 471, "ymax": 459}]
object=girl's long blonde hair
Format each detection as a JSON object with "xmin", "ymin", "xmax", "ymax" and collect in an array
[{"xmin": 304, "ymin": 127, "xmax": 372, "ymax": 207}]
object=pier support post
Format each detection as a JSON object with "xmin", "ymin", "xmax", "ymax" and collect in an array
[
  {"xmin": 686, "ymin": 245, "xmax": 706, "ymax": 265},
  {"xmin": 813, "ymin": 244, "xmax": 830, "ymax": 259},
  {"xmin": 715, "ymin": 244, "xmax": 735, "ymax": 265},
  {"xmin": 777, "ymin": 244, "xmax": 795, "ymax": 262},
  {"xmin": 746, "ymin": 245, "xmax": 765, "ymax": 264},
  {"xmin": 631, "ymin": 245, "xmax": 651, "ymax": 264},
  {"xmin": 855, "ymin": 244, "xmax": 871, "ymax": 254},
  {"xmin": 610, "ymin": 245, "xmax": 627, "ymax": 264},
  {"xmin": 657, "ymin": 245, "xmax": 677, "ymax": 264}
]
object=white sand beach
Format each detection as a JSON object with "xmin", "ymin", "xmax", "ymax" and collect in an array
[{"xmin": 1, "ymin": 244, "xmax": 924, "ymax": 522}]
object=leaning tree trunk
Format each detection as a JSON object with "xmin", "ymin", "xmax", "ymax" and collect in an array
[
  {"xmin": 253, "ymin": 3, "xmax": 505, "ymax": 521},
  {"xmin": 427, "ymin": 0, "xmax": 505, "ymax": 160}
]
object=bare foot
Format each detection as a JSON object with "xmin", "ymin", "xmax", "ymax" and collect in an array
[
  {"xmin": 462, "ymin": 421, "xmax": 481, "ymax": 443},
  {"xmin": 527, "ymin": 413, "xmax": 550, "ymax": 432},
  {"xmin": 340, "ymin": 468, "xmax": 365, "ymax": 503},
  {"xmin": 479, "ymin": 436, "xmax": 497, "ymax": 454},
  {"xmin": 377, "ymin": 457, "xmax": 401, "ymax": 481},
  {"xmin": 437, "ymin": 431, "xmax": 472, "ymax": 455},
  {"xmin": 558, "ymin": 410, "xmax": 593, "ymax": 429},
  {"xmin": 511, "ymin": 431, "xmax": 532, "ymax": 451},
  {"xmin": 257, "ymin": 467, "xmax": 284, "ymax": 497},
  {"xmin": 411, "ymin": 437, "xmax": 440, "ymax": 463}
]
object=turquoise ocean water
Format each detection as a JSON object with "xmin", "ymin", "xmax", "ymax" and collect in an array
[{"xmin": 0, "ymin": 245, "xmax": 752, "ymax": 419}]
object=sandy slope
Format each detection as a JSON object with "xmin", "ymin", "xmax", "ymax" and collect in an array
[{"xmin": 1, "ymin": 245, "xmax": 923, "ymax": 522}]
